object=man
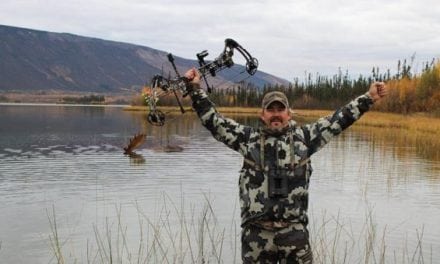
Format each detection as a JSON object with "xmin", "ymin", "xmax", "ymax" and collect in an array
[{"xmin": 184, "ymin": 68, "xmax": 387, "ymax": 263}]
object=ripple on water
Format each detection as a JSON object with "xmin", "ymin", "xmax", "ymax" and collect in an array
[{"xmin": 1, "ymin": 106, "xmax": 440, "ymax": 263}]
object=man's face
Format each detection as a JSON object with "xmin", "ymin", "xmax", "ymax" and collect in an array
[{"xmin": 260, "ymin": 101, "xmax": 291, "ymax": 129}]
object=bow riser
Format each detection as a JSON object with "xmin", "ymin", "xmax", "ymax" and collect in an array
[{"xmin": 144, "ymin": 38, "xmax": 258, "ymax": 126}]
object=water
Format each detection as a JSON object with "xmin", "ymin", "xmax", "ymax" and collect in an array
[{"xmin": 0, "ymin": 104, "xmax": 439, "ymax": 263}]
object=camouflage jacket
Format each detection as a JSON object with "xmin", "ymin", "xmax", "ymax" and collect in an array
[{"xmin": 190, "ymin": 89, "xmax": 374, "ymax": 226}]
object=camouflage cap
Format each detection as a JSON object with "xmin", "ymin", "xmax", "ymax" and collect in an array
[{"xmin": 261, "ymin": 91, "xmax": 289, "ymax": 109}]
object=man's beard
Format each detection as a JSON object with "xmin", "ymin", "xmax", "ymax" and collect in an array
[
  {"xmin": 270, "ymin": 116, "xmax": 283, "ymax": 124},
  {"xmin": 262, "ymin": 117, "xmax": 289, "ymax": 136}
]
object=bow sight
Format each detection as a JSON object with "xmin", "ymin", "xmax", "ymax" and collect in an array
[{"xmin": 144, "ymin": 38, "xmax": 259, "ymax": 126}]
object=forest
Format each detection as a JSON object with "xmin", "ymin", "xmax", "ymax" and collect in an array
[{"xmin": 136, "ymin": 58, "xmax": 440, "ymax": 116}]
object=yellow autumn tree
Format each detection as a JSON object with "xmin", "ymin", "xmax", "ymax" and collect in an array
[
  {"xmin": 376, "ymin": 60, "xmax": 440, "ymax": 115},
  {"xmin": 417, "ymin": 62, "xmax": 440, "ymax": 113}
]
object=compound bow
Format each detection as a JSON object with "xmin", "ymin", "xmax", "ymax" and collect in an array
[{"xmin": 143, "ymin": 38, "xmax": 259, "ymax": 126}]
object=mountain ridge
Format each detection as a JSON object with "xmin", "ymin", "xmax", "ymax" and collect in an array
[{"xmin": 0, "ymin": 24, "xmax": 290, "ymax": 93}]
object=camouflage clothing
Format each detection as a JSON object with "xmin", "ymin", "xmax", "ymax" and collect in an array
[
  {"xmin": 242, "ymin": 223, "xmax": 312, "ymax": 263},
  {"xmin": 190, "ymin": 89, "xmax": 374, "ymax": 262}
]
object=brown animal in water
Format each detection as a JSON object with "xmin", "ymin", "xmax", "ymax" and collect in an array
[{"xmin": 123, "ymin": 133, "xmax": 146, "ymax": 155}]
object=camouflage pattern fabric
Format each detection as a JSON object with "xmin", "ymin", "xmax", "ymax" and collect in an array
[
  {"xmin": 242, "ymin": 222, "xmax": 312, "ymax": 263},
  {"xmin": 190, "ymin": 89, "xmax": 374, "ymax": 262}
]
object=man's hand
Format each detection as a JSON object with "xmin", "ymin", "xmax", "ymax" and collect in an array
[
  {"xmin": 184, "ymin": 68, "xmax": 201, "ymax": 85},
  {"xmin": 368, "ymin": 82, "xmax": 388, "ymax": 102}
]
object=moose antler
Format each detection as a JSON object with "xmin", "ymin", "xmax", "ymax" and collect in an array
[{"xmin": 123, "ymin": 133, "xmax": 146, "ymax": 155}]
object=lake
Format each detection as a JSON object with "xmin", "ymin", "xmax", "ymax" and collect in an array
[{"xmin": 0, "ymin": 103, "xmax": 439, "ymax": 263}]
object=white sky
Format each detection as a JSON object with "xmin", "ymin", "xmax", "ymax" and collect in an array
[{"xmin": 1, "ymin": 0, "xmax": 439, "ymax": 81}]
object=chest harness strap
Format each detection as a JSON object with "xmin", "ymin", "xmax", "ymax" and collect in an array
[{"xmin": 244, "ymin": 130, "xmax": 310, "ymax": 170}]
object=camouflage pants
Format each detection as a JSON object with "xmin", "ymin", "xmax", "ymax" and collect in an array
[{"xmin": 241, "ymin": 222, "xmax": 313, "ymax": 264}]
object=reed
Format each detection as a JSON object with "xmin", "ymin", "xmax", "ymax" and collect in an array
[
  {"xmin": 46, "ymin": 206, "xmax": 66, "ymax": 264},
  {"xmin": 309, "ymin": 205, "xmax": 431, "ymax": 264},
  {"xmin": 46, "ymin": 194, "xmax": 433, "ymax": 264},
  {"xmin": 46, "ymin": 193, "xmax": 232, "ymax": 263}
]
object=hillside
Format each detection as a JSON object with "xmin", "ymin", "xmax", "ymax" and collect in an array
[{"xmin": 0, "ymin": 25, "xmax": 289, "ymax": 93}]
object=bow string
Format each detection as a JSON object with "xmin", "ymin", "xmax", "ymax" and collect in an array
[{"xmin": 143, "ymin": 38, "xmax": 259, "ymax": 126}]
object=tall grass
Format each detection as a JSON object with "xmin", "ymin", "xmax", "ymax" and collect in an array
[
  {"xmin": 309, "ymin": 206, "xmax": 431, "ymax": 264},
  {"xmin": 47, "ymin": 193, "xmax": 232, "ymax": 264},
  {"xmin": 46, "ymin": 193, "xmax": 434, "ymax": 264},
  {"xmin": 47, "ymin": 206, "xmax": 66, "ymax": 264}
]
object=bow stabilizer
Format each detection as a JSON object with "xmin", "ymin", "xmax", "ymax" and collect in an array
[{"xmin": 143, "ymin": 38, "xmax": 259, "ymax": 126}]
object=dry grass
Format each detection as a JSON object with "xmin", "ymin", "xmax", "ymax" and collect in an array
[
  {"xmin": 124, "ymin": 105, "xmax": 440, "ymax": 135},
  {"xmin": 46, "ymin": 195, "xmax": 433, "ymax": 264},
  {"xmin": 356, "ymin": 112, "xmax": 440, "ymax": 134},
  {"xmin": 46, "ymin": 194, "xmax": 233, "ymax": 264},
  {"xmin": 310, "ymin": 206, "xmax": 430, "ymax": 264}
]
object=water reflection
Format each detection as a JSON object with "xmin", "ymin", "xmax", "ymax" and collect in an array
[
  {"xmin": 127, "ymin": 152, "xmax": 146, "ymax": 164},
  {"xmin": 0, "ymin": 104, "xmax": 439, "ymax": 263},
  {"xmin": 349, "ymin": 125, "xmax": 440, "ymax": 169}
]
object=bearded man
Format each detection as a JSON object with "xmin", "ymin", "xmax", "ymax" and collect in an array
[{"xmin": 185, "ymin": 68, "xmax": 387, "ymax": 263}]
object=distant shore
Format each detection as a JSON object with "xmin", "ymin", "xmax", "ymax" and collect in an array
[
  {"xmin": 123, "ymin": 105, "xmax": 439, "ymax": 135},
  {"xmin": 0, "ymin": 102, "xmax": 128, "ymax": 107},
  {"xmin": 0, "ymin": 91, "xmax": 133, "ymax": 105},
  {"xmin": 2, "ymin": 100, "xmax": 438, "ymax": 135}
]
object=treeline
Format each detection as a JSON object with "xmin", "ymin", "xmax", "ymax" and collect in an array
[
  {"xmin": 135, "ymin": 58, "xmax": 440, "ymax": 115},
  {"xmin": 375, "ymin": 61, "xmax": 440, "ymax": 115},
  {"xmin": 208, "ymin": 72, "xmax": 370, "ymax": 110},
  {"xmin": 62, "ymin": 94, "xmax": 105, "ymax": 104}
]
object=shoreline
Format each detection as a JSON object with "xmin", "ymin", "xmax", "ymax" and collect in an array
[
  {"xmin": 2, "ymin": 103, "xmax": 438, "ymax": 135},
  {"xmin": 123, "ymin": 105, "xmax": 439, "ymax": 134},
  {"xmin": 0, "ymin": 102, "xmax": 128, "ymax": 107}
]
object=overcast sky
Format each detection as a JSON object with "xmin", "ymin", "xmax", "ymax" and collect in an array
[{"xmin": 1, "ymin": 0, "xmax": 439, "ymax": 81}]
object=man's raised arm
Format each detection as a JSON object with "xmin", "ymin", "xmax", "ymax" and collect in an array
[
  {"xmin": 184, "ymin": 68, "xmax": 252, "ymax": 154},
  {"xmin": 303, "ymin": 82, "xmax": 388, "ymax": 156}
]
